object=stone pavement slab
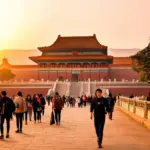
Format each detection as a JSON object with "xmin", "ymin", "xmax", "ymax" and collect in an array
[{"xmin": 0, "ymin": 105, "xmax": 150, "ymax": 150}]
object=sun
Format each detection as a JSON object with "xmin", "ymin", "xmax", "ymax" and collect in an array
[{"xmin": 0, "ymin": 0, "xmax": 24, "ymax": 49}]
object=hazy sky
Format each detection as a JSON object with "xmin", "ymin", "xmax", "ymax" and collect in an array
[{"xmin": 0, "ymin": 0, "xmax": 150, "ymax": 50}]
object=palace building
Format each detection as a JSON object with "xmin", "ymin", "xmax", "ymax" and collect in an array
[{"xmin": 0, "ymin": 34, "xmax": 138, "ymax": 81}]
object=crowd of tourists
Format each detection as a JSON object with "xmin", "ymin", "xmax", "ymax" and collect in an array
[
  {"xmin": 0, "ymin": 91, "xmax": 46, "ymax": 139},
  {"xmin": 0, "ymin": 89, "xmax": 117, "ymax": 149}
]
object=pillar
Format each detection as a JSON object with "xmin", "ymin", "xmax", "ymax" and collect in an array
[
  {"xmin": 144, "ymin": 101, "xmax": 148, "ymax": 119},
  {"xmin": 37, "ymin": 70, "xmax": 39, "ymax": 80},
  {"xmin": 99, "ymin": 70, "xmax": 100, "ymax": 81},
  {"xmin": 57, "ymin": 70, "xmax": 58, "ymax": 80},
  {"xmin": 90, "ymin": 69, "xmax": 91, "ymax": 80},
  {"xmin": 106, "ymin": 71, "xmax": 108, "ymax": 81},
  {"xmin": 48, "ymin": 70, "xmax": 49, "ymax": 80}
]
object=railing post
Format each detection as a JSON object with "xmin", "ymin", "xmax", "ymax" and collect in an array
[
  {"xmin": 133, "ymin": 99, "xmax": 136, "ymax": 113},
  {"xmin": 144, "ymin": 101, "xmax": 148, "ymax": 119},
  {"xmin": 128, "ymin": 99, "xmax": 130, "ymax": 111}
]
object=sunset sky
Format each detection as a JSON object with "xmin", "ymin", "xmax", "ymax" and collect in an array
[{"xmin": 0, "ymin": 0, "xmax": 150, "ymax": 50}]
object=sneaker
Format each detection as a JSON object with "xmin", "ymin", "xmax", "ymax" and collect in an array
[
  {"xmin": 15, "ymin": 130, "xmax": 19, "ymax": 133},
  {"xmin": 6, "ymin": 134, "xmax": 9, "ymax": 138},
  {"xmin": 0, "ymin": 135, "xmax": 4, "ymax": 139}
]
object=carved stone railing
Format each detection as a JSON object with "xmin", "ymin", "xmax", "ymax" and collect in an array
[{"xmin": 117, "ymin": 96, "xmax": 150, "ymax": 120}]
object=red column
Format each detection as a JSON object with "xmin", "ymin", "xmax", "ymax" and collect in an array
[
  {"xmin": 49, "ymin": 71, "xmax": 51, "ymax": 81},
  {"xmin": 57, "ymin": 70, "xmax": 58, "ymax": 79},
  {"xmin": 66, "ymin": 70, "xmax": 67, "ymax": 80},
  {"xmin": 106, "ymin": 71, "xmax": 108, "ymax": 81},
  {"xmin": 48, "ymin": 70, "xmax": 49, "ymax": 80},
  {"xmin": 90, "ymin": 69, "xmax": 91, "ymax": 79},
  {"xmin": 99, "ymin": 70, "xmax": 100, "ymax": 81},
  {"xmin": 37, "ymin": 71, "xmax": 39, "ymax": 80}
]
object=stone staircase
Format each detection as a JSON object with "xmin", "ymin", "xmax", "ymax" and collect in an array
[
  {"xmin": 70, "ymin": 82, "xmax": 81, "ymax": 97},
  {"xmin": 83, "ymin": 82, "xmax": 89, "ymax": 95},
  {"xmin": 55, "ymin": 82, "xmax": 68, "ymax": 96},
  {"xmin": 47, "ymin": 81, "xmax": 109, "ymax": 98}
]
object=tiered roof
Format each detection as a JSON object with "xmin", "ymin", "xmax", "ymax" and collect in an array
[
  {"xmin": 29, "ymin": 55, "xmax": 113, "ymax": 62},
  {"xmin": 38, "ymin": 34, "xmax": 107, "ymax": 51}
]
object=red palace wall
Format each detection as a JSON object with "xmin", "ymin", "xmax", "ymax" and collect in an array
[
  {"xmin": 109, "ymin": 69, "xmax": 138, "ymax": 81},
  {"xmin": 108, "ymin": 88, "xmax": 150, "ymax": 97},
  {"xmin": 12, "ymin": 69, "xmax": 38, "ymax": 81},
  {"xmin": 0, "ymin": 88, "xmax": 49, "ymax": 97},
  {"xmin": 10, "ymin": 67, "xmax": 138, "ymax": 82}
]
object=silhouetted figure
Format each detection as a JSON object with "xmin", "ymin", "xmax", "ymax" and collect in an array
[
  {"xmin": 129, "ymin": 94, "xmax": 134, "ymax": 99},
  {"xmin": 0, "ymin": 91, "xmax": 15, "ymax": 139},
  {"xmin": 147, "ymin": 92, "xmax": 150, "ymax": 101}
]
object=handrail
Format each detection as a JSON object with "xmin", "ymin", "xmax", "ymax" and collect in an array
[{"xmin": 117, "ymin": 96, "xmax": 150, "ymax": 120}]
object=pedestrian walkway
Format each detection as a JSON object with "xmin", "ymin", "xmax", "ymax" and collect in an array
[{"xmin": 0, "ymin": 105, "xmax": 150, "ymax": 150}]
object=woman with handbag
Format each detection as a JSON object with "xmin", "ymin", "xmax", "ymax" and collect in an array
[{"xmin": 14, "ymin": 92, "xmax": 26, "ymax": 133}]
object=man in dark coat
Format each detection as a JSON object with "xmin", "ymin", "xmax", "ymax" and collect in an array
[
  {"xmin": 0, "ymin": 91, "xmax": 15, "ymax": 139},
  {"xmin": 107, "ymin": 93, "xmax": 115, "ymax": 120},
  {"xmin": 40, "ymin": 94, "xmax": 46, "ymax": 116},
  {"xmin": 90, "ymin": 89, "xmax": 110, "ymax": 148}
]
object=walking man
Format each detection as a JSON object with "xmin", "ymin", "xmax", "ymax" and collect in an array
[
  {"xmin": 90, "ymin": 89, "xmax": 110, "ymax": 148},
  {"xmin": 107, "ymin": 93, "xmax": 115, "ymax": 120},
  {"xmin": 40, "ymin": 94, "xmax": 46, "ymax": 116},
  {"xmin": 52, "ymin": 92, "xmax": 63, "ymax": 125},
  {"xmin": 0, "ymin": 91, "xmax": 15, "ymax": 139}
]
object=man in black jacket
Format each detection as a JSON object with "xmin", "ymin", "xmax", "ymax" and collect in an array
[
  {"xmin": 0, "ymin": 91, "xmax": 15, "ymax": 139},
  {"xmin": 40, "ymin": 94, "xmax": 46, "ymax": 116},
  {"xmin": 90, "ymin": 89, "xmax": 110, "ymax": 148}
]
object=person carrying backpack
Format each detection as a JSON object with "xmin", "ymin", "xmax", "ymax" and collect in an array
[
  {"xmin": 0, "ymin": 91, "xmax": 15, "ymax": 139},
  {"xmin": 14, "ymin": 92, "xmax": 26, "ymax": 133},
  {"xmin": 52, "ymin": 92, "xmax": 63, "ymax": 125}
]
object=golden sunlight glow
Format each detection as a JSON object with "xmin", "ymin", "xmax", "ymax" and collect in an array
[{"xmin": 0, "ymin": 0, "xmax": 24, "ymax": 50}]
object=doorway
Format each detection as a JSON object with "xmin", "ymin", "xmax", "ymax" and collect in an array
[{"xmin": 71, "ymin": 74, "xmax": 79, "ymax": 82}]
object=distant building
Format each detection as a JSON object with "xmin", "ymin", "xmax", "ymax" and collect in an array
[{"xmin": 0, "ymin": 34, "xmax": 138, "ymax": 81}]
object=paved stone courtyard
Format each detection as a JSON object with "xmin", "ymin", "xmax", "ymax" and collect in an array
[{"xmin": 0, "ymin": 104, "xmax": 150, "ymax": 150}]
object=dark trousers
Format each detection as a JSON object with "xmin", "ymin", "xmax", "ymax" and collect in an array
[
  {"xmin": 33, "ymin": 109, "xmax": 37, "ymax": 122},
  {"xmin": 94, "ymin": 117, "xmax": 105, "ymax": 145},
  {"xmin": 23, "ymin": 112, "xmax": 28, "ymax": 124},
  {"xmin": 41, "ymin": 106, "xmax": 45, "ymax": 116},
  {"xmin": 1, "ymin": 115, "xmax": 10, "ymax": 135},
  {"xmin": 109, "ymin": 107, "xmax": 114, "ymax": 120},
  {"xmin": 54, "ymin": 109, "xmax": 61, "ymax": 124},
  {"xmin": 84, "ymin": 101, "xmax": 86, "ymax": 107},
  {"xmin": 48, "ymin": 100, "xmax": 50, "ymax": 106},
  {"xmin": 16, "ymin": 113, "xmax": 23, "ymax": 131},
  {"xmin": 37, "ymin": 111, "xmax": 41, "ymax": 121},
  {"xmin": 78, "ymin": 103, "xmax": 80, "ymax": 108},
  {"xmin": 109, "ymin": 111, "xmax": 113, "ymax": 120}
]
